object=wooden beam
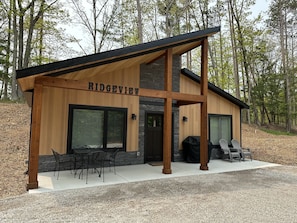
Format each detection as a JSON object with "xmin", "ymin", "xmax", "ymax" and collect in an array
[
  {"xmin": 171, "ymin": 92, "xmax": 206, "ymax": 103},
  {"xmin": 163, "ymin": 49, "xmax": 172, "ymax": 174},
  {"xmin": 200, "ymin": 38, "xmax": 209, "ymax": 171},
  {"xmin": 36, "ymin": 76, "xmax": 87, "ymax": 90},
  {"xmin": 36, "ymin": 76, "xmax": 205, "ymax": 104},
  {"xmin": 176, "ymin": 101, "xmax": 200, "ymax": 106},
  {"xmin": 138, "ymin": 88, "xmax": 168, "ymax": 99},
  {"xmin": 27, "ymin": 82, "xmax": 43, "ymax": 190}
]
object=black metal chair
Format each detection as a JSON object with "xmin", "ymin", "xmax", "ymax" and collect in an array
[
  {"xmin": 51, "ymin": 149, "xmax": 75, "ymax": 180},
  {"xmin": 104, "ymin": 148, "xmax": 120, "ymax": 174}
]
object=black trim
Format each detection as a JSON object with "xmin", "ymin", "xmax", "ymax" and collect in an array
[
  {"xmin": 16, "ymin": 27, "xmax": 220, "ymax": 79},
  {"xmin": 181, "ymin": 68, "xmax": 249, "ymax": 109},
  {"xmin": 67, "ymin": 104, "xmax": 127, "ymax": 154},
  {"xmin": 140, "ymin": 100, "xmax": 179, "ymax": 107}
]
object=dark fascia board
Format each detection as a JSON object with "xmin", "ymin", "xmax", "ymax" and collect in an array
[
  {"xmin": 16, "ymin": 26, "xmax": 220, "ymax": 79},
  {"xmin": 181, "ymin": 68, "xmax": 249, "ymax": 109}
]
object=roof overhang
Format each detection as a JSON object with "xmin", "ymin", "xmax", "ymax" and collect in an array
[
  {"xmin": 181, "ymin": 68, "xmax": 249, "ymax": 109},
  {"xmin": 17, "ymin": 27, "xmax": 220, "ymax": 92}
]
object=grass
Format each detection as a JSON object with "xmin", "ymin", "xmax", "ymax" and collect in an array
[
  {"xmin": 260, "ymin": 128, "xmax": 296, "ymax": 136},
  {"xmin": 0, "ymin": 99, "xmax": 26, "ymax": 104}
]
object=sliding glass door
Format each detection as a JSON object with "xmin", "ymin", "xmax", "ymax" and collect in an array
[{"xmin": 209, "ymin": 114, "xmax": 232, "ymax": 146}]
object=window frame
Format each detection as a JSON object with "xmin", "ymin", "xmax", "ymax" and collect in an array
[
  {"xmin": 208, "ymin": 114, "xmax": 233, "ymax": 146},
  {"xmin": 67, "ymin": 104, "xmax": 127, "ymax": 154}
]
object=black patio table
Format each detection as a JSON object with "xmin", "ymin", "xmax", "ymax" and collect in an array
[{"xmin": 73, "ymin": 148, "xmax": 106, "ymax": 183}]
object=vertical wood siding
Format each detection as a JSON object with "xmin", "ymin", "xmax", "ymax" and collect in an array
[
  {"xmin": 39, "ymin": 66, "xmax": 140, "ymax": 155},
  {"xmin": 179, "ymin": 75, "xmax": 241, "ymax": 149}
]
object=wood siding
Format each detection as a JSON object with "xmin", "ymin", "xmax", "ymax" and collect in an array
[
  {"xmin": 39, "ymin": 66, "xmax": 140, "ymax": 155},
  {"xmin": 179, "ymin": 75, "xmax": 241, "ymax": 149}
]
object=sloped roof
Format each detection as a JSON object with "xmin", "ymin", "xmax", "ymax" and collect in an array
[
  {"xmin": 181, "ymin": 68, "xmax": 249, "ymax": 109},
  {"xmin": 16, "ymin": 27, "xmax": 220, "ymax": 92}
]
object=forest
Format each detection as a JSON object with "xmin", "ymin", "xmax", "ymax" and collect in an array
[{"xmin": 0, "ymin": 0, "xmax": 296, "ymax": 132}]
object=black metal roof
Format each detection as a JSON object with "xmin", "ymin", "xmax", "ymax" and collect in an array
[
  {"xmin": 16, "ymin": 27, "xmax": 220, "ymax": 79},
  {"xmin": 181, "ymin": 68, "xmax": 249, "ymax": 109}
]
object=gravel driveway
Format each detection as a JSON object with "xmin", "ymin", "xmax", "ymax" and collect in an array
[{"xmin": 1, "ymin": 165, "xmax": 297, "ymax": 223}]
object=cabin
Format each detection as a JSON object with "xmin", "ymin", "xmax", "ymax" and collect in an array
[{"xmin": 16, "ymin": 26, "xmax": 248, "ymax": 190}]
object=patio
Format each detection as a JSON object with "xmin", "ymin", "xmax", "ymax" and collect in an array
[{"xmin": 29, "ymin": 159, "xmax": 280, "ymax": 194}]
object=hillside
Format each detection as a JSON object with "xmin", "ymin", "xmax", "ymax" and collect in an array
[
  {"xmin": 242, "ymin": 124, "xmax": 297, "ymax": 166},
  {"xmin": 0, "ymin": 102, "xmax": 296, "ymax": 199},
  {"xmin": 0, "ymin": 103, "xmax": 30, "ymax": 198}
]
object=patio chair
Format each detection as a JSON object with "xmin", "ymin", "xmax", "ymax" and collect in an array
[
  {"xmin": 219, "ymin": 139, "xmax": 241, "ymax": 162},
  {"xmin": 52, "ymin": 149, "xmax": 75, "ymax": 180},
  {"xmin": 104, "ymin": 148, "xmax": 120, "ymax": 174},
  {"xmin": 231, "ymin": 139, "xmax": 253, "ymax": 161}
]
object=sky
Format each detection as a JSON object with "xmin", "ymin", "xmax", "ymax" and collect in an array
[
  {"xmin": 251, "ymin": 0, "xmax": 270, "ymax": 17},
  {"xmin": 62, "ymin": 0, "xmax": 272, "ymax": 58}
]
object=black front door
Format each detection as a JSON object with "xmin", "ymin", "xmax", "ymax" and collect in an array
[{"xmin": 144, "ymin": 113, "xmax": 163, "ymax": 162}]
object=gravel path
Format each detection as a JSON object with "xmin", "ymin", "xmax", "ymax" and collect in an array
[{"xmin": 1, "ymin": 165, "xmax": 297, "ymax": 223}]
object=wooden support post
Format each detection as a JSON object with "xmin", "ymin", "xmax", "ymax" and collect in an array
[
  {"xmin": 27, "ymin": 82, "xmax": 43, "ymax": 190},
  {"xmin": 163, "ymin": 49, "xmax": 172, "ymax": 174},
  {"xmin": 163, "ymin": 97, "xmax": 172, "ymax": 174},
  {"xmin": 200, "ymin": 38, "xmax": 209, "ymax": 171}
]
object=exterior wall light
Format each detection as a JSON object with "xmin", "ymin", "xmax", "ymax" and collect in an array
[
  {"xmin": 132, "ymin": 114, "xmax": 137, "ymax": 120},
  {"xmin": 182, "ymin": 116, "xmax": 188, "ymax": 122}
]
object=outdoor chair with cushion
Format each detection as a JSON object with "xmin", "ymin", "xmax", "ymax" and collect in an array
[
  {"xmin": 104, "ymin": 148, "xmax": 120, "ymax": 174},
  {"xmin": 231, "ymin": 139, "xmax": 252, "ymax": 161},
  {"xmin": 52, "ymin": 149, "xmax": 75, "ymax": 180},
  {"xmin": 219, "ymin": 139, "xmax": 241, "ymax": 162}
]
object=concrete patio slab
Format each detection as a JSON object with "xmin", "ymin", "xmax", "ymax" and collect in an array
[{"xmin": 29, "ymin": 159, "xmax": 280, "ymax": 194}]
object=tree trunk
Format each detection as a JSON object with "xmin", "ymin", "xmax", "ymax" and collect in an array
[
  {"xmin": 92, "ymin": 0, "xmax": 97, "ymax": 53},
  {"xmin": 2, "ymin": 0, "xmax": 13, "ymax": 100},
  {"xmin": 279, "ymin": 6, "xmax": 291, "ymax": 132},
  {"xmin": 229, "ymin": 0, "xmax": 252, "ymax": 123},
  {"xmin": 227, "ymin": 1, "xmax": 239, "ymax": 96},
  {"xmin": 11, "ymin": 0, "xmax": 18, "ymax": 101},
  {"xmin": 136, "ymin": 0, "xmax": 143, "ymax": 43}
]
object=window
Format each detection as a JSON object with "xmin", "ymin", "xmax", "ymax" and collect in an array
[
  {"xmin": 147, "ymin": 114, "xmax": 162, "ymax": 128},
  {"xmin": 67, "ymin": 105, "xmax": 127, "ymax": 153},
  {"xmin": 106, "ymin": 110, "xmax": 126, "ymax": 148},
  {"xmin": 209, "ymin": 114, "xmax": 232, "ymax": 146}
]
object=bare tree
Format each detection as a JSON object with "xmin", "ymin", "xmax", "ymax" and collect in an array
[{"xmin": 69, "ymin": 0, "xmax": 120, "ymax": 54}]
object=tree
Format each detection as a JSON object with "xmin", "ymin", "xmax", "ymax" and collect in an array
[
  {"xmin": 68, "ymin": 0, "xmax": 120, "ymax": 54},
  {"xmin": 157, "ymin": 0, "xmax": 187, "ymax": 37},
  {"xmin": 249, "ymin": 36, "xmax": 279, "ymax": 125},
  {"xmin": 136, "ymin": 0, "xmax": 143, "ymax": 43},
  {"xmin": 0, "ymin": 0, "xmax": 71, "ymax": 101},
  {"xmin": 113, "ymin": 0, "xmax": 142, "ymax": 47},
  {"xmin": 11, "ymin": 0, "xmax": 64, "ymax": 100},
  {"xmin": 0, "ymin": 1, "xmax": 10, "ymax": 100},
  {"xmin": 268, "ymin": 0, "xmax": 297, "ymax": 132}
]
